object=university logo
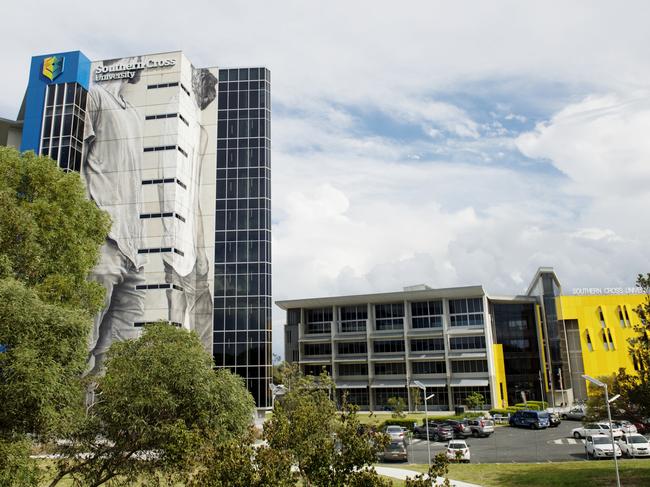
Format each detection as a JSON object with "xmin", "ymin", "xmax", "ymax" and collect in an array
[{"xmin": 42, "ymin": 55, "xmax": 64, "ymax": 81}]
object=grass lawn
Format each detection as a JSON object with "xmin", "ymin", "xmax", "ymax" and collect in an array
[{"xmin": 384, "ymin": 460, "xmax": 650, "ymax": 486}]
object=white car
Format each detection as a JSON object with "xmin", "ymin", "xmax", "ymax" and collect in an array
[
  {"xmin": 585, "ymin": 434, "xmax": 622, "ymax": 459},
  {"xmin": 617, "ymin": 434, "xmax": 650, "ymax": 458},
  {"xmin": 613, "ymin": 420, "xmax": 638, "ymax": 435},
  {"xmin": 572, "ymin": 422, "xmax": 622, "ymax": 439},
  {"xmin": 446, "ymin": 440, "xmax": 470, "ymax": 463}
]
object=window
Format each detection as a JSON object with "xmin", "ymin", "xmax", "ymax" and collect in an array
[
  {"xmin": 137, "ymin": 247, "xmax": 184, "ymax": 256},
  {"xmin": 305, "ymin": 307, "xmax": 333, "ymax": 334},
  {"xmin": 338, "ymin": 363, "xmax": 368, "ymax": 376},
  {"xmin": 136, "ymin": 283, "xmax": 183, "ymax": 291},
  {"xmin": 598, "ymin": 307, "xmax": 606, "ymax": 328},
  {"xmin": 411, "ymin": 300, "xmax": 443, "ymax": 329},
  {"xmin": 375, "ymin": 303, "xmax": 404, "ymax": 331},
  {"xmin": 585, "ymin": 329, "xmax": 594, "ymax": 352},
  {"xmin": 339, "ymin": 305, "xmax": 367, "ymax": 333},
  {"xmin": 373, "ymin": 340, "xmax": 405, "ymax": 354},
  {"xmin": 338, "ymin": 342, "xmax": 367, "ymax": 355},
  {"xmin": 623, "ymin": 306, "xmax": 632, "ymax": 327},
  {"xmin": 602, "ymin": 329, "xmax": 609, "ymax": 351},
  {"xmin": 607, "ymin": 329, "xmax": 615, "ymax": 350},
  {"xmin": 303, "ymin": 364, "xmax": 331, "ymax": 376},
  {"xmin": 374, "ymin": 362, "xmax": 406, "ymax": 375},
  {"xmin": 141, "ymin": 177, "xmax": 187, "ymax": 189},
  {"xmin": 618, "ymin": 306, "xmax": 626, "ymax": 328},
  {"xmin": 147, "ymin": 81, "xmax": 179, "ymax": 89},
  {"xmin": 39, "ymin": 82, "xmax": 87, "ymax": 172},
  {"xmin": 452, "ymin": 386, "xmax": 491, "ymax": 409},
  {"xmin": 451, "ymin": 360, "xmax": 488, "ymax": 373},
  {"xmin": 449, "ymin": 336, "xmax": 485, "ymax": 350},
  {"xmin": 449, "ymin": 298, "xmax": 484, "ymax": 327},
  {"xmin": 411, "ymin": 361, "xmax": 446, "ymax": 374},
  {"xmin": 134, "ymin": 321, "xmax": 181, "ymax": 327},
  {"xmin": 410, "ymin": 338, "xmax": 444, "ymax": 352},
  {"xmin": 144, "ymin": 145, "xmax": 176, "ymax": 152},
  {"xmin": 303, "ymin": 343, "xmax": 331, "ymax": 356},
  {"xmin": 139, "ymin": 212, "xmax": 185, "ymax": 222}
]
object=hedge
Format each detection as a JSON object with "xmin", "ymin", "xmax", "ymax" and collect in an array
[{"xmin": 378, "ymin": 413, "xmax": 483, "ymax": 431}]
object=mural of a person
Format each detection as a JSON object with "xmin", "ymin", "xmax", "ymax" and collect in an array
[
  {"xmin": 82, "ymin": 57, "xmax": 145, "ymax": 374},
  {"xmin": 161, "ymin": 67, "xmax": 217, "ymax": 351}
]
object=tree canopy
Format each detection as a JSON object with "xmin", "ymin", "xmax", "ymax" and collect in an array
[
  {"xmin": 51, "ymin": 323, "xmax": 256, "ymax": 486},
  {"xmin": 0, "ymin": 148, "xmax": 110, "ymax": 485},
  {"xmin": 0, "ymin": 147, "xmax": 110, "ymax": 314}
]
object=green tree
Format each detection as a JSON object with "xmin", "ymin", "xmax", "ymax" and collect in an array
[
  {"xmin": 410, "ymin": 387, "xmax": 423, "ymax": 411},
  {"xmin": 0, "ymin": 147, "xmax": 109, "ymax": 314},
  {"xmin": 261, "ymin": 365, "xmax": 390, "ymax": 487},
  {"xmin": 49, "ymin": 324, "xmax": 255, "ymax": 487},
  {"xmin": 464, "ymin": 392, "xmax": 485, "ymax": 410},
  {"xmin": 387, "ymin": 396, "xmax": 407, "ymax": 418},
  {"xmin": 0, "ymin": 148, "xmax": 110, "ymax": 485},
  {"xmin": 628, "ymin": 273, "xmax": 650, "ymax": 418}
]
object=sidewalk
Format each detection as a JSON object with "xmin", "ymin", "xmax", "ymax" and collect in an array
[{"xmin": 374, "ymin": 466, "xmax": 483, "ymax": 487}]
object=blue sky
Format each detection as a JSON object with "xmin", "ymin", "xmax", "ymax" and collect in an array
[{"xmin": 2, "ymin": 1, "xmax": 650, "ymax": 357}]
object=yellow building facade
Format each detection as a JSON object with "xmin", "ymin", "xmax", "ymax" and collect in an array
[{"xmin": 558, "ymin": 294, "xmax": 645, "ymax": 393}]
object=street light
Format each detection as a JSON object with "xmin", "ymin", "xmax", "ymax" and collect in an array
[
  {"xmin": 413, "ymin": 380, "xmax": 433, "ymax": 469},
  {"xmin": 582, "ymin": 374, "xmax": 621, "ymax": 487}
]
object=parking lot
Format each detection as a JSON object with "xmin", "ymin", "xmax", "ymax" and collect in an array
[{"xmin": 379, "ymin": 421, "xmax": 650, "ymax": 464}]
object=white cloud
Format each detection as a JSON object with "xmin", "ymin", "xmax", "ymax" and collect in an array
[{"xmin": 2, "ymin": 1, "xmax": 650, "ymax": 358}]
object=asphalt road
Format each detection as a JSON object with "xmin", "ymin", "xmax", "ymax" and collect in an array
[{"xmin": 379, "ymin": 420, "xmax": 650, "ymax": 464}]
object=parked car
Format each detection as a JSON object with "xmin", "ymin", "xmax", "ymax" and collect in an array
[
  {"xmin": 384, "ymin": 425, "xmax": 408, "ymax": 444},
  {"xmin": 613, "ymin": 420, "xmax": 638, "ymax": 435},
  {"xmin": 509, "ymin": 410, "xmax": 550, "ymax": 429},
  {"xmin": 380, "ymin": 440, "xmax": 408, "ymax": 462},
  {"xmin": 561, "ymin": 406, "xmax": 586, "ymax": 421},
  {"xmin": 446, "ymin": 440, "xmax": 471, "ymax": 463},
  {"xmin": 426, "ymin": 422, "xmax": 454, "ymax": 441},
  {"xmin": 617, "ymin": 434, "xmax": 650, "ymax": 458},
  {"xmin": 413, "ymin": 424, "xmax": 435, "ymax": 440},
  {"xmin": 572, "ymin": 422, "xmax": 623, "ymax": 440},
  {"xmin": 632, "ymin": 418, "xmax": 650, "ymax": 434},
  {"xmin": 467, "ymin": 418, "xmax": 494, "ymax": 437},
  {"xmin": 548, "ymin": 412, "xmax": 561, "ymax": 428},
  {"xmin": 440, "ymin": 419, "xmax": 472, "ymax": 438},
  {"xmin": 585, "ymin": 434, "xmax": 622, "ymax": 460}
]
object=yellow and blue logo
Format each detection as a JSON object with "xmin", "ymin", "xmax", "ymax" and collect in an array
[{"xmin": 42, "ymin": 55, "xmax": 64, "ymax": 81}]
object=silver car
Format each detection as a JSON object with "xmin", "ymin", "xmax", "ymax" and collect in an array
[{"xmin": 384, "ymin": 425, "xmax": 408, "ymax": 444}]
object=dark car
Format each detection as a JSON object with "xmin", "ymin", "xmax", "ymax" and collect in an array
[
  {"xmin": 548, "ymin": 412, "xmax": 561, "ymax": 428},
  {"xmin": 509, "ymin": 410, "xmax": 550, "ymax": 429},
  {"xmin": 427, "ymin": 422, "xmax": 454, "ymax": 441},
  {"xmin": 440, "ymin": 419, "xmax": 472, "ymax": 438},
  {"xmin": 413, "ymin": 424, "xmax": 435, "ymax": 440}
]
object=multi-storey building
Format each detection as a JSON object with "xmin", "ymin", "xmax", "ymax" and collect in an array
[
  {"xmin": 1, "ymin": 50, "xmax": 272, "ymax": 408},
  {"xmin": 278, "ymin": 268, "xmax": 646, "ymax": 411}
]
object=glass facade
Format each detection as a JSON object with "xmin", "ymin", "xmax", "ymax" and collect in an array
[
  {"xmin": 213, "ymin": 67, "xmax": 272, "ymax": 408},
  {"xmin": 39, "ymin": 82, "xmax": 87, "ymax": 171},
  {"xmin": 493, "ymin": 302, "xmax": 543, "ymax": 405}
]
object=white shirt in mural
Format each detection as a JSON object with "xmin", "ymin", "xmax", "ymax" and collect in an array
[{"xmin": 83, "ymin": 84, "xmax": 144, "ymax": 268}]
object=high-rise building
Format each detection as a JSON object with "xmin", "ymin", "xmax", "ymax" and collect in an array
[
  {"xmin": 2, "ymin": 50, "xmax": 272, "ymax": 408},
  {"xmin": 278, "ymin": 268, "xmax": 645, "ymax": 411}
]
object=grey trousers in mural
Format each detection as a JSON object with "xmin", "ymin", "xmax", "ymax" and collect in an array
[
  {"xmin": 87, "ymin": 239, "xmax": 145, "ymax": 375},
  {"xmin": 164, "ymin": 261, "xmax": 212, "ymax": 352}
]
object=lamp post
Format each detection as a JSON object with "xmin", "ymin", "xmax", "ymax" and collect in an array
[
  {"xmin": 582, "ymin": 374, "xmax": 620, "ymax": 487},
  {"xmin": 414, "ymin": 381, "xmax": 435, "ymax": 469}
]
